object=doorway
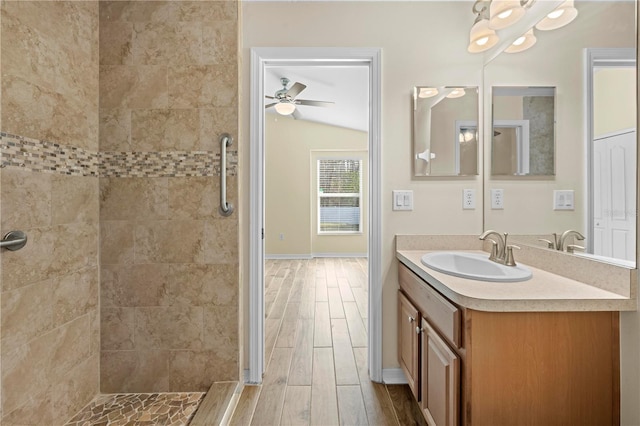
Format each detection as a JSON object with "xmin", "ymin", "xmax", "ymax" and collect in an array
[
  {"xmin": 586, "ymin": 48, "xmax": 636, "ymax": 264},
  {"xmin": 249, "ymin": 48, "xmax": 382, "ymax": 384}
]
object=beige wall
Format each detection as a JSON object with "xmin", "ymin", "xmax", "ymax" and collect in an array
[
  {"xmin": 594, "ymin": 67, "xmax": 636, "ymax": 138},
  {"xmin": 99, "ymin": 0, "xmax": 239, "ymax": 393},
  {"xmin": 265, "ymin": 115, "xmax": 367, "ymax": 256},
  {"xmin": 0, "ymin": 1, "xmax": 100, "ymax": 423},
  {"xmin": 242, "ymin": 1, "xmax": 485, "ymax": 373}
]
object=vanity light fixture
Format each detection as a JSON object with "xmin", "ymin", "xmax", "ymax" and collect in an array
[
  {"xmin": 446, "ymin": 88, "xmax": 466, "ymax": 99},
  {"xmin": 505, "ymin": 28, "xmax": 537, "ymax": 53},
  {"xmin": 535, "ymin": 0, "xmax": 578, "ymax": 31},
  {"xmin": 489, "ymin": 0, "xmax": 526, "ymax": 30},
  {"xmin": 418, "ymin": 87, "xmax": 439, "ymax": 98},
  {"xmin": 468, "ymin": 1, "xmax": 499, "ymax": 53},
  {"xmin": 274, "ymin": 101, "xmax": 296, "ymax": 115}
]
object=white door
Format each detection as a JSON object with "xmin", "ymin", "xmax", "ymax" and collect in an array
[{"xmin": 593, "ymin": 130, "xmax": 636, "ymax": 261}]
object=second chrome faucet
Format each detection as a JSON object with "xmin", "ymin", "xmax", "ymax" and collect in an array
[
  {"xmin": 479, "ymin": 230, "xmax": 520, "ymax": 267},
  {"xmin": 539, "ymin": 230, "xmax": 585, "ymax": 253}
]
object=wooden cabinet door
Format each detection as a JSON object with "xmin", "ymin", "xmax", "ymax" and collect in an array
[
  {"xmin": 421, "ymin": 318, "xmax": 459, "ymax": 426},
  {"xmin": 398, "ymin": 291, "xmax": 420, "ymax": 399}
]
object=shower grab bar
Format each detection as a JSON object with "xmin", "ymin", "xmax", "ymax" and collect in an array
[
  {"xmin": 0, "ymin": 230, "xmax": 27, "ymax": 251},
  {"xmin": 219, "ymin": 133, "xmax": 234, "ymax": 216}
]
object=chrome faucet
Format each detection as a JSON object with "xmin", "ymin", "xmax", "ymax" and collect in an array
[
  {"xmin": 479, "ymin": 230, "xmax": 520, "ymax": 266},
  {"xmin": 559, "ymin": 230, "xmax": 585, "ymax": 252}
]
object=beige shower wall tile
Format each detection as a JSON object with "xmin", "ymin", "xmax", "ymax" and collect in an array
[
  {"xmin": 168, "ymin": 177, "xmax": 217, "ymax": 220},
  {"xmin": 0, "ymin": 389, "xmax": 53, "ymax": 426},
  {"xmin": 168, "ymin": 65, "xmax": 237, "ymax": 108},
  {"xmin": 169, "ymin": 350, "xmax": 237, "ymax": 392},
  {"xmin": 2, "ymin": 74, "xmax": 98, "ymax": 150},
  {"xmin": 99, "ymin": 21, "xmax": 133, "ymax": 65},
  {"xmin": 202, "ymin": 21, "xmax": 237, "ymax": 65},
  {"xmin": 2, "ymin": 315, "xmax": 91, "ymax": 414},
  {"xmin": 204, "ymin": 220, "xmax": 238, "ymax": 264},
  {"xmin": 100, "ymin": 221, "xmax": 135, "ymax": 265},
  {"xmin": 100, "ymin": 1, "xmax": 237, "ymax": 23},
  {"xmin": 90, "ymin": 309, "xmax": 100, "ymax": 356},
  {"xmin": 135, "ymin": 306, "xmax": 203, "ymax": 350},
  {"xmin": 99, "ymin": 65, "xmax": 167, "ymax": 109},
  {"xmin": 100, "ymin": 349, "xmax": 170, "ymax": 393},
  {"xmin": 53, "ymin": 267, "xmax": 99, "ymax": 327},
  {"xmin": 51, "ymin": 353, "xmax": 99, "ymax": 425},
  {"xmin": 2, "ymin": 4, "xmax": 98, "ymax": 115},
  {"xmin": 199, "ymin": 107, "xmax": 238, "ymax": 150},
  {"xmin": 100, "ymin": 177, "xmax": 168, "ymax": 220},
  {"xmin": 1, "ymin": 223, "xmax": 98, "ymax": 291},
  {"xmin": 131, "ymin": 109, "xmax": 200, "ymax": 151},
  {"xmin": 101, "ymin": 308, "xmax": 135, "ymax": 351},
  {"xmin": 203, "ymin": 306, "xmax": 237, "ymax": 362},
  {"xmin": 134, "ymin": 220, "xmax": 206, "ymax": 264},
  {"xmin": 52, "ymin": 175, "xmax": 99, "ymax": 225},
  {"xmin": 1, "ymin": 279, "xmax": 54, "ymax": 353},
  {"xmin": 0, "ymin": 168, "xmax": 52, "ymax": 230},
  {"xmin": 100, "ymin": 108, "xmax": 131, "ymax": 151},
  {"xmin": 167, "ymin": 263, "xmax": 237, "ymax": 307},
  {"xmin": 132, "ymin": 22, "xmax": 201, "ymax": 65},
  {"xmin": 101, "ymin": 264, "xmax": 169, "ymax": 308}
]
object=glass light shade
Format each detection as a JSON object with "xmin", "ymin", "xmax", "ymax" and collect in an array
[
  {"xmin": 489, "ymin": 1, "xmax": 526, "ymax": 30},
  {"xmin": 274, "ymin": 102, "xmax": 296, "ymax": 115},
  {"xmin": 505, "ymin": 28, "xmax": 537, "ymax": 53},
  {"xmin": 418, "ymin": 87, "xmax": 439, "ymax": 98},
  {"xmin": 468, "ymin": 19, "xmax": 499, "ymax": 53},
  {"xmin": 446, "ymin": 88, "xmax": 466, "ymax": 99},
  {"xmin": 535, "ymin": 0, "xmax": 578, "ymax": 31}
]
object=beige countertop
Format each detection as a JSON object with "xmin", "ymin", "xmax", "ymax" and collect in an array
[{"xmin": 397, "ymin": 250, "xmax": 637, "ymax": 312}]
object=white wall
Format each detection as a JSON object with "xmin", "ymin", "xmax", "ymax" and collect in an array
[
  {"xmin": 264, "ymin": 115, "xmax": 368, "ymax": 256},
  {"xmin": 594, "ymin": 67, "xmax": 636, "ymax": 138},
  {"xmin": 240, "ymin": 5, "xmax": 639, "ymax": 421}
]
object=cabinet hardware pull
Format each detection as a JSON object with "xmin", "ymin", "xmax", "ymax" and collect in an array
[
  {"xmin": 408, "ymin": 315, "xmax": 415, "ymax": 323},
  {"xmin": 415, "ymin": 326, "xmax": 423, "ymax": 334}
]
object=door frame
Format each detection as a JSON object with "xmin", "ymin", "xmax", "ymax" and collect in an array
[
  {"xmin": 249, "ymin": 47, "xmax": 382, "ymax": 384},
  {"xmin": 585, "ymin": 48, "xmax": 636, "ymax": 254}
]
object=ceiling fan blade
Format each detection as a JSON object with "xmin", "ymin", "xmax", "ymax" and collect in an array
[
  {"xmin": 295, "ymin": 99, "xmax": 335, "ymax": 107},
  {"xmin": 265, "ymin": 95, "xmax": 276, "ymax": 99},
  {"xmin": 265, "ymin": 103, "xmax": 277, "ymax": 109},
  {"xmin": 286, "ymin": 82, "xmax": 307, "ymax": 98},
  {"xmin": 292, "ymin": 109, "xmax": 301, "ymax": 120}
]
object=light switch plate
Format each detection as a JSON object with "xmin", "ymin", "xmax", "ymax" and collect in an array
[
  {"xmin": 392, "ymin": 190, "xmax": 413, "ymax": 211},
  {"xmin": 553, "ymin": 190, "xmax": 574, "ymax": 210}
]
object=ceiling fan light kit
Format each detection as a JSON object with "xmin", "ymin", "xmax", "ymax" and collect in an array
[{"xmin": 265, "ymin": 77, "xmax": 335, "ymax": 117}]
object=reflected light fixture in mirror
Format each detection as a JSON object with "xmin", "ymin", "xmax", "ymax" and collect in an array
[
  {"xmin": 419, "ymin": 87, "xmax": 439, "ymax": 98},
  {"xmin": 489, "ymin": 0, "xmax": 527, "ymax": 30},
  {"xmin": 274, "ymin": 101, "xmax": 296, "ymax": 115},
  {"xmin": 505, "ymin": 28, "xmax": 537, "ymax": 53},
  {"xmin": 536, "ymin": 0, "xmax": 578, "ymax": 31},
  {"xmin": 468, "ymin": 1, "xmax": 499, "ymax": 53},
  {"xmin": 447, "ymin": 88, "xmax": 467, "ymax": 98}
]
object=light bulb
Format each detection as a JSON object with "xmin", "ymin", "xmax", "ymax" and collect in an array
[
  {"xmin": 418, "ymin": 87, "xmax": 439, "ymax": 98},
  {"xmin": 498, "ymin": 9, "xmax": 513, "ymax": 19},
  {"xmin": 446, "ymin": 88, "xmax": 466, "ymax": 99},
  {"xmin": 547, "ymin": 9, "xmax": 565, "ymax": 19},
  {"xmin": 513, "ymin": 36, "xmax": 526, "ymax": 46},
  {"xmin": 476, "ymin": 37, "xmax": 489, "ymax": 46},
  {"xmin": 505, "ymin": 29, "xmax": 537, "ymax": 54}
]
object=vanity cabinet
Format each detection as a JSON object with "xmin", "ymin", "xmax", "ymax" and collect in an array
[
  {"xmin": 398, "ymin": 292, "xmax": 420, "ymax": 398},
  {"xmin": 398, "ymin": 262, "xmax": 620, "ymax": 426}
]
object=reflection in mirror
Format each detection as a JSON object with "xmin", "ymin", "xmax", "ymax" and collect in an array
[
  {"xmin": 413, "ymin": 86, "xmax": 479, "ymax": 176},
  {"xmin": 492, "ymin": 87, "xmax": 555, "ymax": 176}
]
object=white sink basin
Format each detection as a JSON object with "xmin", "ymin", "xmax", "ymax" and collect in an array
[{"xmin": 421, "ymin": 251, "xmax": 532, "ymax": 282}]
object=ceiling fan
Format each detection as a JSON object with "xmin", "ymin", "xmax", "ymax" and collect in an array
[{"xmin": 265, "ymin": 77, "xmax": 335, "ymax": 118}]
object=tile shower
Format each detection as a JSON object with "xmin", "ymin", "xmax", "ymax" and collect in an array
[{"xmin": 0, "ymin": 1, "xmax": 239, "ymax": 424}]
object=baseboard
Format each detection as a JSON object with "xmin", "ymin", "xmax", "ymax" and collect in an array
[
  {"xmin": 382, "ymin": 368, "xmax": 408, "ymax": 384},
  {"xmin": 265, "ymin": 253, "xmax": 368, "ymax": 260},
  {"xmin": 264, "ymin": 254, "xmax": 313, "ymax": 260}
]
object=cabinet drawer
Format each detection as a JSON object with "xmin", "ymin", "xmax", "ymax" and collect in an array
[{"xmin": 399, "ymin": 263, "xmax": 461, "ymax": 348}]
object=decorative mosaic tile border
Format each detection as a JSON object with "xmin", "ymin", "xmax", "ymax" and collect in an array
[{"xmin": 0, "ymin": 132, "xmax": 238, "ymax": 178}]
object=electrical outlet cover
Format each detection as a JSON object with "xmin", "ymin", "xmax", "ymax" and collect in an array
[
  {"xmin": 491, "ymin": 189, "xmax": 504, "ymax": 209},
  {"xmin": 463, "ymin": 189, "xmax": 475, "ymax": 209}
]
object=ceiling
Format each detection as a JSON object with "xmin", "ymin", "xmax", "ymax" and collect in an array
[{"xmin": 264, "ymin": 65, "xmax": 370, "ymax": 132}]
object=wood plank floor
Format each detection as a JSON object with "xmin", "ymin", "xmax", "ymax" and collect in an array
[{"xmin": 229, "ymin": 258, "xmax": 426, "ymax": 426}]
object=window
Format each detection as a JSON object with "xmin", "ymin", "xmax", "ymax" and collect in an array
[{"xmin": 318, "ymin": 159, "xmax": 362, "ymax": 233}]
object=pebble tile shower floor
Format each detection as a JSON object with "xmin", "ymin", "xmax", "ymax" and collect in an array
[{"xmin": 64, "ymin": 392, "xmax": 205, "ymax": 426}]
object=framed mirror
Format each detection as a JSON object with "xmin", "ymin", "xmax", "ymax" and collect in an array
[
  {"xmin": 492, "ymin": 86, "xmax": 556, "ymax": 176},
  {"xmin": 413, "ymin": 86, "xmax": 479, "ymax": 176}
]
